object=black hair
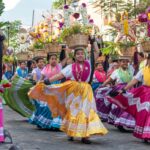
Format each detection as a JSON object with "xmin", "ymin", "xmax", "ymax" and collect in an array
[
  {"xmin": 95, "ymin": 62, "xmax": 103, "ymax": 67},
  {"xmin": 35, "ymin": 57, "xmax": 44, "ymax": 63},
  {"xmin": 138, "ymin": 52, "xmax": 144, "ymax": 58},
  {"xmin": 47, "ymin": 53, "xmax": 57, "ymax": 61},
  {"xmin": 147, "ymin": 53, "xmax": 150, "ymax": 59},
  {"xmin": 74, "ymin": 47, "xmax": 85, "ymax": 57},
  {"xmin": 59, "ymin": 45, "xmax": 66, "ymax": 61},
  {"xmin": 19, "ymin": 61, "xmax": 26, "ymax": 65}
]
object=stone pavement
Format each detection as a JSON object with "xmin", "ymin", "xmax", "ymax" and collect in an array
[{"xmin": 0, "ymin": 106, "xmax": 149, "ymax": 150}]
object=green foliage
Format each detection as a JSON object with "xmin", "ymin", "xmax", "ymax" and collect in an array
[
  {"xmin": 93, "ymin": 0, "xmax": 133, "ymax": 17},
  {"xmin": 101, "ymin": 41, "xmax": 136, "ymax": 55},
  {"xmin": 61, "ymin": 23, "xmax": 92, "ymax": 40},
  {"xmin": 33, "ymin": 42, "xmax": 44, "ymax": 49},
  {"xmin": 0, "ymin": 0, "xmax": 5, "ymax": 16},
  {"xmin": 2, "ymin": 20, "xmax": 22, "ymax": 49},
  {"xmin": 52, "ymin": 0, "xmax": 79, "ymax": 9}
]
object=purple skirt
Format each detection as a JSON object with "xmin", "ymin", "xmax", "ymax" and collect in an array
[{"xmin": 95, "ymin": 84, "xmax": 135, "ymax": 129}]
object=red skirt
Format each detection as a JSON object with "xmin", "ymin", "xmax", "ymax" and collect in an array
[{"xmin": 108, "ymin": 85, "xmax": 150, "ymax": 140}]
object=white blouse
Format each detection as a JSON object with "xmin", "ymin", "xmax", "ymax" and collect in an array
[
  {"xmin": 110, "ymin": 68, "xmax": 134, "ymax": 84},
  {"xmin": 61, "ymin": 60, "xmax": 91, "ymax": 82}
]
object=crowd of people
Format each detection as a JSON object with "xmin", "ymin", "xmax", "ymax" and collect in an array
[{"xmin": 1, "ymin": 42, "xmax": 150, "ymax": 144}]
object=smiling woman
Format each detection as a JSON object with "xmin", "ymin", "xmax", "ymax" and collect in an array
[{"xmin": 3, "ymin": 0, "xmax": 21, "ymax": 11}]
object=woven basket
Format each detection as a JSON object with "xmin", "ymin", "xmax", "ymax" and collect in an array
[
  {"xmin": 141, "ymin": 41, "xmax": 150, "ymax": 52},
  {"xmin": 33, "ymin": 49, "xmax": 47, "ymax": 58},
  {"xmin": 16, "ymin": 52, "xmax": 29, "ymax": 60},
  {"xmin": 65, "ymin": 34, "xmax": 89, "ymax": 49},
  {"xmin": 45, "ymin": 43, "xmax": 61, "ymax": 53},
  {"xmin": 120, "ymin": 46, "xmax": 135, "ymax": 57}
]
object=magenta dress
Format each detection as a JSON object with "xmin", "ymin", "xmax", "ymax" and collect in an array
[{"xmin": 0, "ymin": 97, "xmax": 4, "ymax": 142}]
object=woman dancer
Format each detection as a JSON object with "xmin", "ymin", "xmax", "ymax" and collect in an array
[
  {"xmin": 30, "ymin": 53, "xmax": 66, "ymax": 130},
  {"xmin": 29, "ymin": 47, "xmax": 108, "ymax": 144},
  {"xmin": 109, "ymin": 53, "xmax": 150, "ymax": 142},
  {"xmin": 95, "ymin": 57, "xmax": 135, "ymax": 131}
]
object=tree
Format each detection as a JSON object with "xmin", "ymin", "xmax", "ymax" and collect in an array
[
  {"xmin": 93, "ymin": 0, "xmax": 134, "ymax": 18},
  {"xmin": 0, "ymin": 0, "xmax": 4, "ymax": 16},
  {"xmin": 2, "ymin": 20, "xmax": 22, "ymax": 50},
  {"xmin": 52, "ymin": 0, "xmax": 79, "ymax": 9}
]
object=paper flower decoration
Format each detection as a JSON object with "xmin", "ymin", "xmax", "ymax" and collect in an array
[{"xmin": 138, "ymin": 7, "xmax": 150, "ymax": 37}]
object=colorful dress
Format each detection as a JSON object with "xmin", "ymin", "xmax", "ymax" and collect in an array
[
  {"xmin": 29, "ymin": 65, "xmax": 62, "ymax": 129},
  {"xmin": 16, "ymin": 67, "xmax": 28, "ymax": 78},
  {"xmin": 29, "ymin": 60, "xmax": 108, "ymax": 138},
  {"xmin": 0, "ymin": 96, "xmax": 4, "ymax": 142},
  {"xmin": 108, "ymin": 66, "xmax": 150, "ymax": 140},
  {"xmin": 92, "ymin": 70, "xmax": 106, "ymax": 91},
  {"xmin": 0, "ymin": 82, "xmax": 11, "ymax": 142},
  {"xmin": 95, "ymin": 68, "xmax": 135, "ymax": 129}
]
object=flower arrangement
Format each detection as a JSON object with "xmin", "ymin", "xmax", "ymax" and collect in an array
[
  {"xmin": 61, "ymin": 23, "xmax": 92, "ymax": 41},
  {"xmin": 101, "ymin": 41, "xmax": 136, "ymax": 56}
]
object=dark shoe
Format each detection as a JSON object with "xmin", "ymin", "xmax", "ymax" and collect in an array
[
  {"xmin": 117, "ymin": 126, "xmax": 128, "ymax": 133},
  {"xmin": 143, "ymin": 139, "xmax": 150, "ymax": 143},
  {"xmin": 68, "ymin": 137, "xmax": 74, "ymax": 141},
  {"xmin": 4, "ymin": 129, "xmax": 13, "ymax": 144},
  {"xmin": 81, "ymin": 138, "xmax": 92, "ymax": 144}
]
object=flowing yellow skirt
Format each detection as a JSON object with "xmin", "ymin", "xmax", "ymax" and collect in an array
[{"xmin": 28, "ymin": 81, "xmax": 108, "ymax": 137}]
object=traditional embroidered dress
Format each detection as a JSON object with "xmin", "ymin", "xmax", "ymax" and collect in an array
[
  {"xmin": 95, "ymin": 68, "xmax": 135, "ymax": 129},
  {"xmin": 108, "ymin": 66, "xmax": 150, "ymax": 140},
  {"xmin": 92, "ymin": 70, "xmax": 106, "ymax": 91},
  {"xmin": 29, "ymin": 65, "xmax": 62, "ymax": 129},
  {"xmin": 29, "ymin": 60, "xmax": 108, "ymax": 137}
]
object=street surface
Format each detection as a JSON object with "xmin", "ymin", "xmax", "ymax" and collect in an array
[{"xmin": 0, "ymin": 106, "xmax": 149, "ymax": 150}]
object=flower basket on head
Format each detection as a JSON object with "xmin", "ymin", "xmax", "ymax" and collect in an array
[
  {"xmin": 120, "ymin": 46, "xmax": 135, "ymax": 58},
  {"xmin": 45, "ymin": 42, "xmax": 61, "ymax": 53},
  {"xmin": 16, "ymin": 52, "xmax": 29, "ymax": 61},
  {"xmin": 33, "ymin": 49, "xmax": 47, "ymax": 58},
  {"xmin": 65, "ymin": 34, "xmax": 89, "ymax": 49},
  {"xmin": 61, "ymin": 24, "xmax": 91, "ymax": 49},
  {"xmin": 141, "ymin": 41, "xmax": 150, "ymax": 52}
]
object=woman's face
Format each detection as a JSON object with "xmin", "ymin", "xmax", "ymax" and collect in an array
[
  {"xmin": 38, "ymin": 59, "xmax": 44, "ymax": 68},
  {"xmin": 20, "ymin": 62, "xmax": 26, "ymax": 69},
  {"xmin": 138, "ymin": 55, "xmax": 144, "ymax": 63},
  {"xmin": 75, "ymin": 50, "xmax": 85, "ymax": 63},
  {"xmin": 49, "ymin": 55, "xmax": 57, "ymax": 66},
  {"xmin": 96, "ymin": 63, "xmax": 104, "ymax": 71},
  {"xmin": 120, "ymin": 59, "xmax": 129, "ymax": 69}
]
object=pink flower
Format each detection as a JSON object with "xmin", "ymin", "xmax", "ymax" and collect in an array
[
  {"xmin": 146, "ymin": 7, "xmax": 150, "ymax": 13},
  {"xmin": 89, "ymin": 19, "xmax": 94, "ymax": 24},
  {"xmin": 59, "ymin": 22, "xmax": 64, "ymax": 28},
  {"xmin": 64, "ymin": 5, "xmax": 69, "ymax": 9},
  {"xmin": 82, "ymin": 3, "xmax": 86, "ymax": 7},
  {"xmin": 73, "ymin": 13, "xmax": 80, "ymax": 19},
  {"xmin": 138, "ymin": 13, "xmax": 147, "ymax": 22}
]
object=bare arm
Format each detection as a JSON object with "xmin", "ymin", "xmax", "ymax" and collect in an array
[
  {"xmin": 11, "ymin": 73, "xmax": 17, "ymax": 81},
  {"xmin": 49, "ymin": 73, "xmax": 65, "ymax": 83},
  {"xmin": 60, "ymin": 48, "xmax": 69, "ymax": 67},
  {"xmin": 32, "ymin": 73, "xmax": 37, "ymax": 81},
  {"xmin": 124, "ymin": 79, "xmax": 139, "ymax": 91},
  {"xmin": 102, "ymin": 77, "xmax": 113, "ymax": 86},
  {"xmin": 40, "ymin": 74, "xmax": 45, "ymax": 81},
  {"xmin": 93, "ymin": 41, "xmax": 99, "ymax": 60}
]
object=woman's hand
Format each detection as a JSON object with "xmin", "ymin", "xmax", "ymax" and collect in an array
[{"xmin": 44, "ymin": 79, "xmax": 51, "ymax": 85}]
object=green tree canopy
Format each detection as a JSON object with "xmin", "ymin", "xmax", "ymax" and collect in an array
[{"xmin": 0, "ymin": 0, "xmax": 5, "ymax": 16}]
